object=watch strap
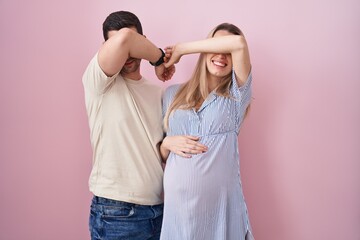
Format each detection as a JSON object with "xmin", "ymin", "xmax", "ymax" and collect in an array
[{"xmin": 149, "ymin": 48, "xmax": 165, "ymax": 66}]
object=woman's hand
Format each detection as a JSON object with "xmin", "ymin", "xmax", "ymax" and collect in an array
[
  {"xmin": 164, "ymin": 45, "xmax": 182, "ymax": 67},
  {"xmin": 160, "ymin": 135, "xmax": 208, "ymax": 160}
]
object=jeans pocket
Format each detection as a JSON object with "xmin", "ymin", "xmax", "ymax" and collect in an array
[
  {"xmin": 102, "ymin": 205, "xmax": 135, "ymax": 219},
  {"xmin": 89, "ymin": 206, "xmax": 102, "ymax": 239}
]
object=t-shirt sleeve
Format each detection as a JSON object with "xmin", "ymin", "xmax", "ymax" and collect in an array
[{"xmin": 82, "ymin": 52, "xmax": 120, "ymax": 94}]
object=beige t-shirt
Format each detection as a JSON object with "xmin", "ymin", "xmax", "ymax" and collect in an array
[{"xmin": 82, "ymin": 53, "xmax": 164, "ymax": 205}]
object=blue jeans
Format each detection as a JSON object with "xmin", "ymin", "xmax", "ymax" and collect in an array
[{"xmin": 89, "ymin": 196, "xmax": 163, "ymax": 240}]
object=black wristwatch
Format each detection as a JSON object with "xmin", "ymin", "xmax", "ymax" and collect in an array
[{"xmin": 149, "ymin": 48, "xmax": 165, "ymax": 66}]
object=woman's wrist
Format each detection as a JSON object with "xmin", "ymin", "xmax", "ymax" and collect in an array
[
  {"xmin": 160, "ymin": 139, "xmax": 170, "ymax": 163},
  {"xmin": 177, "ymin": 43, "xmax": 188, "ymax": 56}
]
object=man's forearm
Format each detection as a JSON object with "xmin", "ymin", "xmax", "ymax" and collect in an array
[{"xmin": 98, "ymin": 28, "xmax": 163, "ymax": 76}]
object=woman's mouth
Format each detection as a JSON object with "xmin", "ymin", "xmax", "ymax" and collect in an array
[{"xmin": 212, "ymin": 60, "xmax": 227, "ymax": 67}]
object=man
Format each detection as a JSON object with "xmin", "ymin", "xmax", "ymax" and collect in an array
[{"xmin": 82, "ymin": 11, "xmax": 174, "ymax": 240}]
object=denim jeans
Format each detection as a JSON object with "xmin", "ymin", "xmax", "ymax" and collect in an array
[{"xmin": 89, "ymin": 196, "xmax": 163, "ymax": 240}]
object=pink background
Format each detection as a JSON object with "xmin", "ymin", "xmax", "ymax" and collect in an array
[{"xmin": 0, "ymin": 0, "xmax": 359, "ymax": 239}]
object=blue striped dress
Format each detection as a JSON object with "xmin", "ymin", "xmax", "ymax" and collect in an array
[{"xmin": 160, "ymin": 70, "xmax": 255, "ymax": 240}]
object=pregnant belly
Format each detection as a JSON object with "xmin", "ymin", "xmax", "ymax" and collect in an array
[{"xmin": 163, "ymin": 147, "xmax": 239, "ymax": 201}]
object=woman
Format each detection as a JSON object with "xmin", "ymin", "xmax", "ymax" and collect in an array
[{"xmin": 160, "ymin": 23, "xmax": 254, "ymax": 240}]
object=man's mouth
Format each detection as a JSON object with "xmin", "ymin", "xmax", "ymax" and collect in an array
[{"xmin": 125, "ymin": 59, "xmax": 135, "ymax": 65}]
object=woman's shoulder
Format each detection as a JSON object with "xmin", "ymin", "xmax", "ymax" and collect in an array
[{"xmin": 164, "ymin": 84, "xmax": 182, "ymax": 99}]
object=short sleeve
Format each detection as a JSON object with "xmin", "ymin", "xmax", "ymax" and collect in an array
[
  {"xmin": 230, "ymin": 70, "xmax": 252, "ymax": 126},
  {"xmin": 162, "ymin": 84, "xmax": 181, "ymax": 118},
  {"xmin": 230, "ymin": 69, "xmax": 252, "ymax": 107},
  {"xmin": 82, "ymin": 52, "xmax": 119, "ymax": 94}
]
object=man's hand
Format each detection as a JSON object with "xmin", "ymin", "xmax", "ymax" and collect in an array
[{"xmin": 155, "ymin": 63, "xmax": 175, "ymax": 82}]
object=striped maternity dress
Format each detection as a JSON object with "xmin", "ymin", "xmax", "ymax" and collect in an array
[{"xmin": 160, "ymin": 71, "xmax": 255, "ymax": 240}]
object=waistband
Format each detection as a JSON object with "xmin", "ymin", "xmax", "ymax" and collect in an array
[
  {"xmin": 92, "ymin": 196, "xmax": 163, "ymax": 207},
  {"xmin": 197, "ymin": 130, "xmax": 237, "ymax": 138},
  {"xmin": 91, "ymin": 196, "xmax": 163, "ymax": 218}
]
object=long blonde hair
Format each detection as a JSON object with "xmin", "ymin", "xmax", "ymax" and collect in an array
[{"xmin": 164, "ymin": 23, "xmax": 248, "ymax": 129}]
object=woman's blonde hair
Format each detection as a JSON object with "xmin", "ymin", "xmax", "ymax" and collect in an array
[{"xmin": 164, "ymin": 23, "xmax": 248, "ymax": 129}]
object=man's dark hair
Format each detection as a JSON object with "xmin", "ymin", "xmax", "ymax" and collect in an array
[{"xmin": 102, "ymin": 11, "xmax": 143, "ymax": 41}]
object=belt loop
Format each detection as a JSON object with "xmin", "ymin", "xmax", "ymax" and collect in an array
[
  {"xmin": 93, "ymin": 195, "xmax": 100, "ymax": 204},
  {"xmin": 150, "ymin": 206, "xmax": 157, "ymax": 218}
]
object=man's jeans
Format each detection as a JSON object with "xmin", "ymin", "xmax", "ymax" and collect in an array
[{"xmin": 89, "ymin": 196, "xmax": 163, "ymax": 240}]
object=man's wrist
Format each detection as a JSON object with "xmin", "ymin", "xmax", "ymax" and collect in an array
[{"xmin": 149, "ymin": 48, "xmax": 165, "ymax": 66}]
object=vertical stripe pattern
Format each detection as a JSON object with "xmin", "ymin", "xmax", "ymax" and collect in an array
[{"xmin": 160, "ymin": 70, "xmax": 255, "ymax": 240}]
